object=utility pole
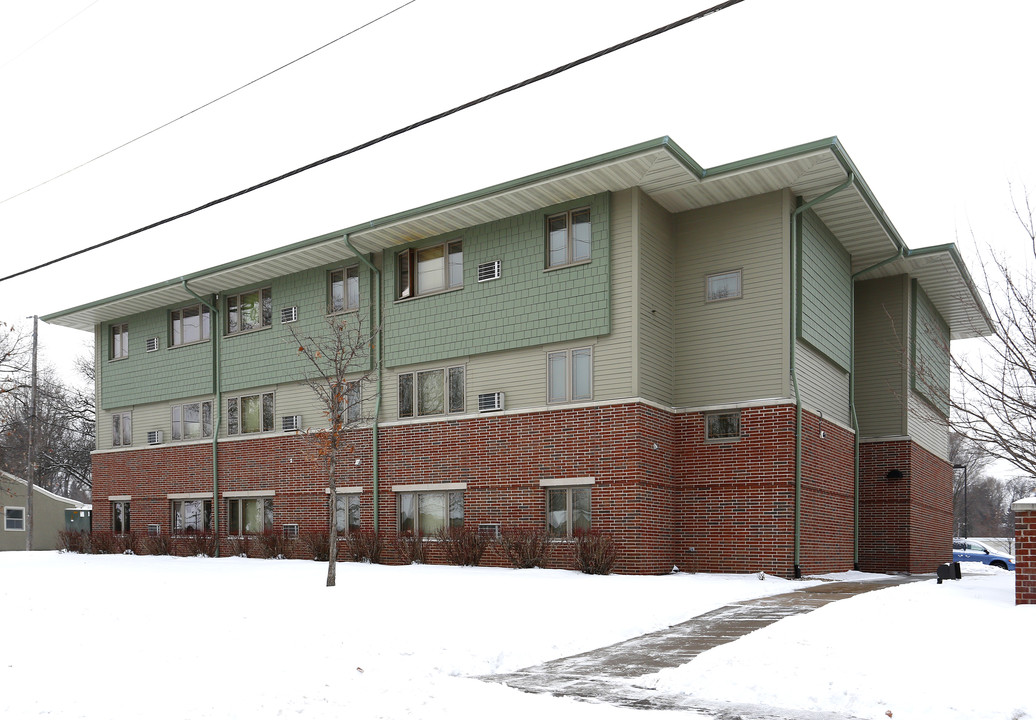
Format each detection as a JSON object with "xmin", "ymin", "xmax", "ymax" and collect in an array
[{"xmin": 25, "ymin": 315, "xmax": 38, "ymax": 550}]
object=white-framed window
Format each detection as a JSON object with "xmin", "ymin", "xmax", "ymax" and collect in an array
[
  {"xmin": 4, "ymin": 507, "xmax": 25, "ymax": 531},
  {"xmin": 171, "ymin": 303, "xmax": 211, "ymax": 346},
  {"xmin": 112, "ymin": 411, "xmax": 132, "ymax": 447},
  {"xmin": 329, "ymin": 266, "xmax": 360, "ymax": 314},
  {"xmin": 547, "ymin": 347, "xmax": 592, "ymax": 403},
  {"xmin": 705, "ymin": 411, "xmax": 741, "ymax": 441},
  {"xmin": 335, "ymin": 494, "xmax": 361, "ymax": 534},
  {"xmin": 171, "ymin": 499, "xmax": 212, "ymax": 534},
  {"xmin": 112, "ymin": 500, "xmax": 130, "ymax": 534},
  {"xmin": 227, "ymin": 392, "xmax": 274, "ymax": 435},
  {"xmin": 706, "ymin": 269, "xmax": 742, "ymax": 302},
  {"xmin": 397, "ymin": 366, "xmax": 465, "ymax": 418},
  {"xmin": 171, "ymin": 401, "xmax": 213, "ymax": 441},
  {"xmin": 397, "ymin": 489, "xmax": 463, "ymax": 536},
  {"xmin": 226, "ymin": 287, "xmax": 272, "ymax": 334},
  {"xmin": 546, "ymin": 207, "xmax": 591, "ymax": 268},
  {"xmin": 396, "ymin": 240, "xmax": 463, "ymax": 299},
  {"xmin": 546, "ymin": 487, "xmax": 591, "ymax": 537},
  {"xmin": 228, "ymin": 496, "xmax": 274, "ymax": 535},
  {"xmin": 110, "ymin": 323, "xmax": 128, "ymax": 360}
]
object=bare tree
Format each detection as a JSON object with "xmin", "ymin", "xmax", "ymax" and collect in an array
[
  {"xmin": 950, "ymin": 189, "xmax": 1036, "ymax": 479},
  {"xmin": 289, "ymin": 315, "xmax": 377, "ymax": 587},
  {"xmin": 0, "ymin": 321, "xmax": 30, "ymax": 396}
]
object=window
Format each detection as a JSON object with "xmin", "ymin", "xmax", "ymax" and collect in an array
[
  {"xmin": 172, "ymin": 499, "xmax": 212, "ymax": 534},
  {"xmin": 397, "ymin": 490, "xmax": 463, "ymax": 536},
  {"xmin": 397, "ymin": 366, "xmax": 464, "ymax": 418},
  {"xmin": 171, "ymin": 401, "xmax": 213, "ymax": 441},
  {"xmin": 329, "ymin": 266, "xmax": 360, "ymax": 314},
  {"xmin": 226, "ymin": 287, "xmax": 272, "ymax": 334},
  {"xmin": 110, "ymin": 323, "xmax": 128, "ymax": 360},
  {"xmin": 335, "ymin": 494, "xmax": 361, "ymax": 534},
  {"xmin": 547, "ymin": 347, "xmax": 592, "ymax": 403},
  {"xmin": 706, "ymin": 270, "xmax": 742, "ymax": 302},
  {"xmin": 112, "ymin": 500, "xmax": 130, "ymax": 534},
  {"xmin": 344, "ymin": 382, "xmax": 361, "ymax": 424},
  {"xmin": 4, "ymin": 507, "xmax": 25, "ymax": 531},
  {"xmin": 228, "ymin": 497, "xmax": 274, "ymax": 535},
  {"xmin": 112, "ymin": 411, "xmax": 132, "ymax": 447},
  {"xmin": 547, "ymin": 487, "xmax": 590, "ymax": 537},
  {"xmin": 705, "ymin": 411, "xmax": 741, "ymax": 441},
  {"xmin": 171, "ymin": 303, "xmax": 211, "ymax": 346},
  {"xmin": 546, "ymin": 208, "xmax": 591, "ymax": 268},
  {"xmin": 396, "ymin": 240, "xmax": 463, "ymax": 299},
  {"xmin": 227, "ymin": 393, "xmax": 274, "ymax": 435}
]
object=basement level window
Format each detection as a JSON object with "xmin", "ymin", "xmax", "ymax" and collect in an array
[{"xmin": 705, "ymin": 411, "xmax": 741, "ymax": 441}]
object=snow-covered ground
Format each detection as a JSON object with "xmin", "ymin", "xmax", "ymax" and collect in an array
[{"xmin": 0, "ymin": 552, "xmax": 1030, "ymax": 720}]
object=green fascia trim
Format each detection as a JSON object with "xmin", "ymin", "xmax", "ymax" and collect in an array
[
  {"xmin": 702, "ymin": 136, "xmax": 840, "ymax": 177},
  {"xmin": 904, "ymin": 243, "xmax": 993, "ymax": 333}
]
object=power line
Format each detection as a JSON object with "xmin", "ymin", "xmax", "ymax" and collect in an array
[
  {"xmin": 0, "ymin": 0, "xmax": 102, "ymax": 74},
  {"xmin": 0, "ymin": 0, "xmax": 745, "ymax": 285},
  {"xmin": 0, "ymin": 0, "xmax": 417, "ymax": 207}
]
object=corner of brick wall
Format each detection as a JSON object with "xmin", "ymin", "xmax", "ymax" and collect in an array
[{"xmin": 1012, "ymin": 497, "xmax": 1036, "ymax": 605}]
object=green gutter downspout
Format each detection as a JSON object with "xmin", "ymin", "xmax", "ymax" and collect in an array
[
  {"xmin": 182, "ymin": 280, "xmax": 222, "ymax": 555},
  {"xmin": 343, "ymin": 236, "xmax": 382, "ymax": 532},
  {"xmin": 849, "ymin": 246, "xmax": 905, "ymax": 569},
  {"xmin": 789, "ymin": 173, "xmax": 854, "ymax": 578}
]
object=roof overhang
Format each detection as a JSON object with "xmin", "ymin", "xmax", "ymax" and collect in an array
[{"xmin": 43, "ymin": 136, "xmax": 992, "ymax": 338}]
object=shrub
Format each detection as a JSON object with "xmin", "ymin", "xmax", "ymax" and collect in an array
[
  {"xmin": 227, "ymin": 536, "xmax": 249, "ymax": 557},
  {"xmin": 344, "ymin": 530, "xmax": 383, "ymax": 564},
  {"xmin": 141, "ymin": 533, "xmax": 172, "ymax": 556},
  {"xmin": 58, "ymin": 530, "xmax": 89, "ymax": 553},
  {"xmin": 180, "ymin": 532, "xmax": 217, "ymax": 557},
  {"xmin": 436, "ymin": 526, "xmax": 490, "ymax": 567},
  {"xmin": 573, "ymin": 530, "xmax": 618, "ymax": 575},
  {"xmin": 253, "ymin": 529, "xmax": 296, "ymax": 559},
  {"xmin": 88, "ymin": 531, "xmax": 119, "ymax": 555},
  {"xmin": 394, "ymin": 531, "xmax": 425, "ymax": 564},
  {"xmin": 499, "ymin": 525, "xmax": 552, "ymax": 569},
  {"xmin": 301, "ymin": 532, "xmax": 331, "ymax": 562}
]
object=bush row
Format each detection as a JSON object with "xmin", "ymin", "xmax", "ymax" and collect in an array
[{"xmin": 58, "ymin": 526, "xmax": 618, "ymax": 574}]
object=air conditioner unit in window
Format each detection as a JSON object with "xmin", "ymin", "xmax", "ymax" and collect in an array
[
  {"xmin": 282, "ymin": 415, "xmax": 302, "ymax": 432},
  {"xmin": 282, "ymin": 523, "xmax": 299, "ymax": 539},
  {"xmin": 477, "ymin": 260, "xmax": 501, "ymax": 282},
  {"xmin": 146, "ymin": 430, "xmax": 163, "ymax": 445},
  {"xmin": 281, "ymin": 306, "xmax": 298, "ymax": 324},
  {"xmin": 146, "ymin": 337, "xmax": 160, "ymax": 352},
  {"xmin": 477, "ymin": 523, "xmax": 501, "ymax": 539},
  {"xmin": 147, "ymin": 524, "xmax": 161, "ymax": 536},
  {"xmin": 477, "ymin": 392, "xmax": 504, "ymax": 412}
]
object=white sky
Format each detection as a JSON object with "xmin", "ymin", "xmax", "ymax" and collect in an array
[{"xmin": 2, "ymin": 0, "xmax": 1035, "ymax": 386}]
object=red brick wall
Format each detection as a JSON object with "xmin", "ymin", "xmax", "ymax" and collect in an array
[
  {"xmin": 858, "ymin": 439, "xmax": 952, "ymax": 573},
  {"xmin": 90, "ymin": 402, "xmax": 904, "ymax": 577},
  {"xmin": 1014, "ymin": 503, "xmax": 1036, "ymax": 605}
]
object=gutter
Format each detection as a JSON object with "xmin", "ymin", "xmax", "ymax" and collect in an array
[
  {"xmin": 789, "ymin": 173, "xmax": 855, "ymax": 578},
  {"xmin": 181, "ymin": 280, "xmax": 222, "ymax": 555},
  {"xmin": 343, "ymin": 236, "xmax": 382, "ymax": 533}
]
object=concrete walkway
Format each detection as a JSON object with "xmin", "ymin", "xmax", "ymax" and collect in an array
[{"xmin": 486, "ymin": 575, "xmax": 924, "ymax": 719}]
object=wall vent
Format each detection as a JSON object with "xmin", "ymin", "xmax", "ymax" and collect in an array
[
  {"xmin": 146, "ymin": 337, "xmax": 160, "ymax": 352},
  {"xmin": 282, "ymin": 523, "xmax": 299, "ymax": 539},
  {"xmin": 477, "ymin": 260, "xmax": 501, "ymax": 282},
  {"xmin": 147, "ymin": 524, "xmax": 161, "ymax": 536},
  {"xmin": 146, "ymin": 430, "xmax": 163, "ymax": 445},
  {"xmin": 280, "ymin": 306, "xmax": 298, "ymax": 324},
  {"xmin": 282, "ymin": 415, "xmax": 302, "ymax": 432},
  {"xmin": 477, "ymin": 392, "xmax": 504, "ymax": 412}
]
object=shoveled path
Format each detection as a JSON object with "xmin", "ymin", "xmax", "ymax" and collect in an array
[{"xmin": 486, "ymin": 575, "xmax": 925, "ymax": 719}]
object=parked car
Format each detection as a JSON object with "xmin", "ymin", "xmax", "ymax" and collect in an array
[{"xmin": 952, "ymin": 538, "xmax": 1015, "ymax": 570}]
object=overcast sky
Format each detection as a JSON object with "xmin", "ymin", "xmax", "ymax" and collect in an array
[{"xmin": 2, "ymin": 0, "xmax": 1034, "ymax": 386}]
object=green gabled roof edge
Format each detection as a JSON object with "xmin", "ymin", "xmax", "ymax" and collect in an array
[{"xmin": 904, "ymin": 242, "xmax": 994, "ymax": 333}]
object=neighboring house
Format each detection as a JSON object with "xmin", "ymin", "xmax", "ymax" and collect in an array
[
  {"xmin": 43, "ymin": 136, "xmax": 991, "ymax": 576},
  {"xmin": 1, "ymin": 470, "xmax": 86, "ymax": 551}
]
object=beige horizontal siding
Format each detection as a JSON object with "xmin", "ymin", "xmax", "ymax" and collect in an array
[
  {"xmin": 637, "ymin": 188, "xmax": 675, "ymax": 405},
  {"xmin": 854, "ymin": 275, "xmax": 906, "ymax": 437},
  {"xmin": 796, "ymin": 341, "xmax": 850, "ymax": 426}
]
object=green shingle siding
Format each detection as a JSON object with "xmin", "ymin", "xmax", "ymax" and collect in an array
[
  {"xmin": 798, "ymin": 209, "xmax": 851, "ymax": 371},
  {"xmin": 911, "ymin": 279, "xmax": 950, "ymax": 417},
  {"xmin": 383, "ymin": 192, "xmax": 610, "ymax": 368}
]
